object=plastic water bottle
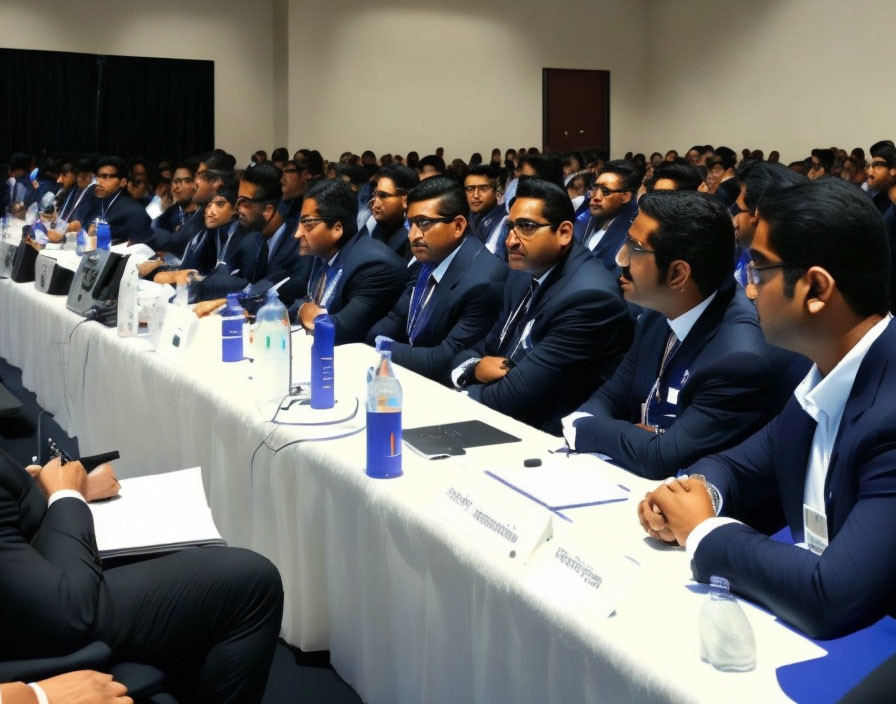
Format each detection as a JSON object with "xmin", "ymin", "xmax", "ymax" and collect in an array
[
  {"xmin": 698, "ymin": 576, "xmax": 756, "ymax": 672},
  {"xmin": 221, "ymin": 293, "xmax": 244, "ymax": 363},
  {"xmin": 116, "ymin": 257, "xmax": 140, "ymax": 338},
  {"xmin": 253, "ymin": 288, "xmax": 290, "ymax": 416},
  {"xmin": 76, "ymin": 228, "xmax": 86, "ymax": 255},
  {"xmin": 311, "ymin": 313, "xmax": 335, "ymax": 409},
  {"xmin": 1, "ymin": 215, "xmax": 8, "ymax": 240},
  {"xmin": 366, "ymin": 338, "xmax": 402, "ymax": 479},
  {"xmin": 96, "ymin": 220, "xmax": 111, "ymax": 250}
]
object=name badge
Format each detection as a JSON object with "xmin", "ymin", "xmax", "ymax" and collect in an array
[
  {"xmin": 666, "ymin": 387, "xmax": 680, "ymax": 405},
  {"xmin": 803, "ymin": 504, "xmax": 829, "ymax": 555}
]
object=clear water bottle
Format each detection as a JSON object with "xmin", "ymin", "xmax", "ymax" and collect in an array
[
  {"xmin": 76, "ymin": 228, "xmax": 86, "ymax": 255},
  {"xmin": 253, "ymin": 288, "xmax": 290, "ymax": 417},
  {"xmin": 96, "ymin": 220, "xmax": 111, "ymax": 250},
  {"xmin": 366, "ymin": 338, "xmax": 402, "ymax": 479},
  {"xmin": 116, "ymin": 257, "xmax": 140, "ymax": 338},
  {"xmin": 698, "ymin": 576, "xmax": 756, "ymax": 672},
  {"xmin": 221, "ymin": 293, "xmax": 244, "ymax": 363}
]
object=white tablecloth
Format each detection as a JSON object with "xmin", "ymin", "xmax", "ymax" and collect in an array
[{"xmin": 0, "ymin": 277, "xmax": 823, "ymax": 703}]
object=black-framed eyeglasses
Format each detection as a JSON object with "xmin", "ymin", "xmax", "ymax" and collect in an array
[
  {"xmin": 298, "ymin": 216, "xmax": 331, "ymax": 229},
  {"xmin": 507, "ymin": 218, "xmax": 556, "ymax": 237},
  {"xmin": 372, "ymin": 189, "xmax": 406, "ymax": 201},
  {"xmin": 282, "ymin": 167, "xmax": 299, "ymax": 174},
  {"xmin": 746, "ymin": 260, "xmax": 810, "ymax": 286},
  {"xmin": 464, "ymin": 184, "xmax": 495, "ymax": 194},
  {"xmin": 730, "ymin": 202, "xmax": 753, "ymax": 217},
  {"xmin": 869, "ymin": 161, "xmax": 889, "ymax": 169},
  {"xmin": 407, "ymin": 215, "xmax": 457, "ymax": 231},
  {"xmin": 593, "ymin": 185, "xmax": 633, "ymax": 197},
  {"xmin": 172, "ymin": 177, "xmax": 194, "ymax": 185},
  {"xmin": 622, "ymin": 235, "xmax": 656, "ymax": 256}
]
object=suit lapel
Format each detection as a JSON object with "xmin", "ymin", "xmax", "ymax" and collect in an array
[{"xmin": 420, "ymin": 237, "xmax": 478, "ymax": 326}]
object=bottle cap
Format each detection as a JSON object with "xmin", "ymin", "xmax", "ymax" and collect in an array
[{"xmin": 375, "ymin": 336, "xmax": 394, "ymax": 353}]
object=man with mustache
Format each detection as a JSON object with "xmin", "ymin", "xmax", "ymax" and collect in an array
[
  {"xmin": 367, "ymin": 177, "xmax": 508, "ymax": 383},
  {"xmin": 562, "ymin": 190, "xmax": 807, "ymax": 479},
  {"xmin": 451, "ymin": 178, "xmax": 631, "ymax": 434}
]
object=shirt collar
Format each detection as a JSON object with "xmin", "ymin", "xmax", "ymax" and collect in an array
[
  {"xmin": 534, "ymin": 262, "xmax": 558, "ymax": 287},
  {"xmin": 430, "ymin": 239, "xmax": 464, "ymax": 283},
  {"xmin": 667, "ymin": 290, "xmax": 717, "ymax": 342},
  {"xmin": 794, "ymin": 314, "xmax": 892, "ymax": 424}
]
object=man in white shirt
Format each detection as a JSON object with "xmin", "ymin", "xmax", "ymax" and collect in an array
[{"xmin": 639, "ymin": 177, "xmax": 896, "ymax": 639}]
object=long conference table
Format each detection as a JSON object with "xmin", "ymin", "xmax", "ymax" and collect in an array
[{"xmin": 0, "ymin": 268, "xmax": 871, "ymax": 704}]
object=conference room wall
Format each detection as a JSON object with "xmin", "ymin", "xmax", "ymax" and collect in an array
[
  {"xmin": 1, "ymin": 0, "xmax": 275, "ymax": 163},
  {"xmin": 283, "ymin": 0, "xmax": 651, "ymax": 162},
  {"xmin": 643, "ymin": 0, "xmax": 896, "ymax": 162}
]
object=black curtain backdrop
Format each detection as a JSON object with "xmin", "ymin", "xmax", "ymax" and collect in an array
[{"xmin": 1, "ymin": 48, "xmax": 214, "ymax": 163}]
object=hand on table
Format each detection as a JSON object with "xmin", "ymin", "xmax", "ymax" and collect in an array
[
  {"xmin": 638, "ymin": 477, "xmax": 715, "ymax": 547},
  {"xmin": 193, "ymin": 298, "xmax": 227, "ymax": 318},
  {"xmin": 153, "ymin": 269, "xmax": 199, "ymax": 287},
  {"xmin": 474, "ymin": 356, "xmax": 512, "ymax": 383},
  {"xmin": 84, "ymin": 464, "xmax": 121, "ymax": 502},
  {"xmin": 39, "ymin": 670, "xmax": 132, "ymax": 703}
]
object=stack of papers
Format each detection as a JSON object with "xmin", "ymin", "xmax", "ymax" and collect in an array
[{"xmin": 89, "ymin": 467, "xmax": 225, "ymax": 558}]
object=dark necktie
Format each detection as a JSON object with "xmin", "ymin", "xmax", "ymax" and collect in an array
[{"xmin": 407, "ymin": 262, "xmax": 438, "ymax": 341}]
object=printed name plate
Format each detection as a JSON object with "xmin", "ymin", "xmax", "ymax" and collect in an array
[
  {"xmin": 525, "ymin": 530, "xmax": 640, "ymax": 620},
  {"xmin": 433, "ymin": 470, "xmax": 553, "ymax": 561}
]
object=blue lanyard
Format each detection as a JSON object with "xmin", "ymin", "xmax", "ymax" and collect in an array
[{"xmin": 100, "ymin": 190, "xmax": 122, "ymax": 221}]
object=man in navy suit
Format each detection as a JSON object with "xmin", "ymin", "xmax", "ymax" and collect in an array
[
  {"xmin": 0, "ymin": 449, "xmax": 283, "ymax": 702},
  {"xmin": 563, "ymin": 191, "xmax": 808, "ymax": 479},
  {"xmin": 359, "ymin": 164, "xmax": 419, "ymax": 261},
  {"xmin": 278, "ymin": 179, "xmax": 406, "ymax": 344},
  {"xmin": 641, "ymin": 178, "xmax": 896, "ymax": 638},
  {"xmin": 573, "ymin": 159, "xmax": 640, "ymax": 271},
  {"xmin": 368, "ymin": 177, "xmax": 507, "ymax": 383},
  {"xmin": 451, "ymin": 178, "xmax": 632, "ymax": 434},
  {"xmin": 464, "ymin": 164, "xmax": 508, "ymax": 259}
]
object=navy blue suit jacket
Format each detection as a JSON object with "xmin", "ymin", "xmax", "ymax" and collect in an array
[
  {"xmin": 78, "ymin": 190, "xmax": 152, "ymax": 245},
  {"xmin": 572, "ymin": 279, "xmax": 810, "ymax": 479},
  {"xmin": 452, "ymin": 240, "xmax": 633, "ymax": 434},
  {"xmin": 278, "ymin": 232, "xmax": 406, "ymax": 344},
  {"xmin": 573, "ymin": 197, "xmax": 638, "ymax": 271},
  {"xmin": 690, "ymin": 318, "xmax": 896, "ymax": 638},
  {"xmin": 367, "ymin": 235, "xmax": 508, "ymax": 383}
]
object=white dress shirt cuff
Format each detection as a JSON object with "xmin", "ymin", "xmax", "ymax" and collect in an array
[
  {"xmin": 47, "ymin": 489, "xmax": 87, "ymax": 508},
  {"xmin": 28, "ymin": 683, "xmax": 50, "ymax": 704},
  {"xmin": 561, "ymin": 411, "xmax": 592, "ymax": 450},
  {"xmin": 451, "ymin": 358, "xmax": 480, "ymax": 389},
  {"xmin": 686, "ymin": 517, "xmax": 741, "ymax": 559}
]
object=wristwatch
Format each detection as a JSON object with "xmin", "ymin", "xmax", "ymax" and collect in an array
[{"xmin": 688, "ymin": 473, "xmax": 721, "ymax": 515}]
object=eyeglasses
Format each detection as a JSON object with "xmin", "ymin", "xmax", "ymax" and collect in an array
[
  {"xmin": 507, "ymin": 218, "xmax": 556, "ymax": 237},
  {"xmin": 407, "ymin": 215, "xmax": 457, "ymax": 231},
  {"xmin": 282, "ymin": 167, "xmax": 299, "ymax": 174},
  {"xmin": 464, "ymin": 184, "xmax": 495, "ymax": 194},
  {"xmin": 593, "ymin": 185, "xmax": 632, "ymax": 197},
  {"xmin": 96, "ymin": 172, "xmax": 120, "ymax": 180},
  {"xmin": 298, "ymin": 216, "xmax": 330, "ymax": 229},
  {"xmin": 869, "ymin": 161, "xmax": 889, "ymax": 169},
  {"xmin": 172, "ymin": 177, "xmax": 194, "ymax": 185},
  {"xmin": 746, "ymin": 260, "xmax": 809, "ymax": 287},
  {"xmin": 371, "ymin": 189, "xmax": 405, "ymax": 201},
  {"xmin": 235, "ymin": 195, "xmax": 264, "ymax": 207},
  {"xmin": 623, "ymin": 235, "xmax": 656, "ymax": 256},
  {"xmin": 730, "ymin": 202, "xmax": 753, "ymax": 217}
]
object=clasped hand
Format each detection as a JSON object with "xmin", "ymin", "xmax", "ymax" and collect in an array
[
  {"xmin": 474, "ymin": 356, "xmax": 513, "ymax": 383},
  {"xmin": 27, "ymin": 457, "xmax": 121, "ymax": 502},
  {"xmin": 637, "ymin": 476, "xmax": 715, "ymax": 547}
]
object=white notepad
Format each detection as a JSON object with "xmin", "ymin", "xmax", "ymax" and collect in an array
[{"xmin": 89, "ymin": 467, "xmax": 225, "ymax": 558}]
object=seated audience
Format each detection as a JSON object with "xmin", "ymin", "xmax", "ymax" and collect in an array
[
  {"xmin": 0, "ymin": 448, "xmax": 282, "ymax": 703},
  {"xmin": 639, "ymin": 178, "xmax": 895, "ymax": 639},
  {"xmin": 278, "ymin": 179, "xmax": 406, "ymax": 344},
  {"xmin": 711, "ymin": 146, "xmax": 739, "ymax": 206},
  {"xmin": 563, "ymin": 190, "xmax": 809, "ymax": 479},
  {"xmin": 451, "ymin": 178, "xmax": 633, "ymax": 434},
  {"xmin": 367, "ymin": 177, "xmax": 508, "ymax": 383}
]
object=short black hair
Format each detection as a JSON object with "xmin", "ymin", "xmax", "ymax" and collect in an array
[
  {"xmin": 649, "ymin": 162, "xmax": 702, "ymax": 191},
  {"xmin": 601, "ymin": 159, "xmax": 642, "ymax": 192},
  {"xmin": 873, "ymin": 145, "xmax": 896, "ymax": 169},
  {"xmin": 759, "ymin": 177, "xmax": 889, "ymax": 316},
  {"xmin": 811, "ymin": 148, "xmax": 835, "ymax": 173},
  {"xmin": 870, "ymin": 140, "xmax": 895, "ymax": 157},
  {"xmin": 736, "ymin": 160, "xmax": 808, "ymax": 211},
  {"xmin": 241, "ymin": 162, "xmax": 282, "ymax": 203},
  {"xmin": 638, "ymin": 190, "xmax": 735, "ymax": 298},
  {"xmin": 95, "ymin": 156, "xmax": 127, "ymax": 178},
  {"xmin": 296, "ymin": 149, "xmax": 324, "ymax": 177},
  {"xmin": 271, "ymin": 147, "xmax": 289, "ymax": 162},
  {"xmin": 519, "ymin": 154, "xmax": 564, "ymax": 189},
  {"xmin": 418, "ymin": 155, "xmax": 446, "ymax": 173},
  {"xmin": 173, "ymin": 158, "xmax": 199, "ymax": 175},
  {"xmin": 341, "ymin": 165, "xmax": 369, "ymax": 187},
  {"xmin": 466, "ymin": 163, "xmax": 500, "ymax": 181},
  {"xmin": 406, "ymin": 176, "xmax": 467, "ymax": 218},
  {"xmin": 377, "ymin": 164, "xmax": 419, "ymax": 193},
  {"xmin": 76, "ymin": 156, "xmax": 96, "ymax": 174},
  {"xmin": 714, "ymin": 146, "xmax": 737, "ymax": 171},
  {"xmin": 304, "ymin": 178, "xmax": 359, "ymax": 242},
  {"xmin": 514, "ymin": 178, "xmax": 575, "ymax": 226}
]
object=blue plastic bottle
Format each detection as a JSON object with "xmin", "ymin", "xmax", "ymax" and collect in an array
[
  {"xmin": 221, "ymin": 293, "xmax": 244, "ymax": 363},
  {"xmin": 96, "ymin": 220, "xmax": 111, "ymax": 250},
  {"xmin": 366, "ymin": 338, "xmax": 402, "ymax": 479},
  {"xmin": 311, "ymin": 313, "xmax": 335, "ymax": 409}
]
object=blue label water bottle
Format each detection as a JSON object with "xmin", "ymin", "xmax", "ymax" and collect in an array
[
  {"xmin": 96, "ymin": 220, "xmax": 111, "ymax": 250},
  {"xmin": 311, "ymin": 313, "xmax": 335, "ymax": 409},
  {"xmin": 221, "ymin": 293, "xmax": 244, "ymax": 363},
  {"xmin": 366, "ymin": 338, "xmax": 402, "ymax": 479}
]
